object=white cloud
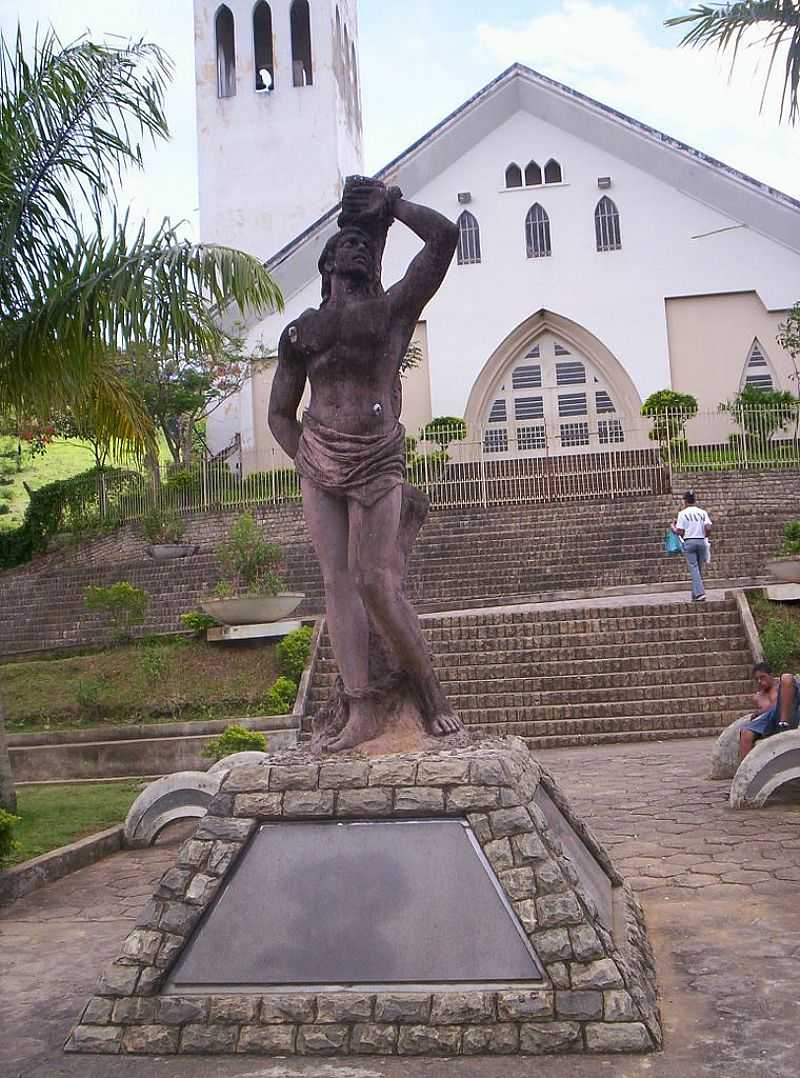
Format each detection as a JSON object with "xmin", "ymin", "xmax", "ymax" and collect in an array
[{"xmin": 476, "ymin": 0, "xmax": 800, "ymax": 197}]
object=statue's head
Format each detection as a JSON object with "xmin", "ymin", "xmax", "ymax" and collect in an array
[{"xmin": 318, "ymin": 226, "xmax": 383, "ymax": 305}]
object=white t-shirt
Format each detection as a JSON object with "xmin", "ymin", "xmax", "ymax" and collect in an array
[{"xmin": 676, "ymin": 506, "xmax": 712, "ymax": 540}]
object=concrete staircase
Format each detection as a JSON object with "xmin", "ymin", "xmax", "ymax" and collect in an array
[{"xmin": 305, "ymin": 598, "xmax": 754, "ymax": 749}]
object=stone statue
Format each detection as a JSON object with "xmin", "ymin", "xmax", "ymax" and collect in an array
[{"xmin": 268, "ymin": 176, "xmax": 463, "ymax": 752}]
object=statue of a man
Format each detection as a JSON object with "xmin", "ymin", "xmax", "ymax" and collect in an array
[{"xmin": 268, "ymin": 176, "xmax": 463, "ymax": 752}]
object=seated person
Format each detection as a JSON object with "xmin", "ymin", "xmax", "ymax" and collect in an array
[{"xmin": 740, "ymin": 662, "xmax": 800, "ymax": 759}]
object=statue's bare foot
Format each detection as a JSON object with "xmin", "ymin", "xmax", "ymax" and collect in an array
[
  {"xmin": 428, "ymin": 710, "xmax": 463, "ymax": 737},
  {"xmin": 327, "ymin": 707, "xmax": 379, "ymax": 753}
]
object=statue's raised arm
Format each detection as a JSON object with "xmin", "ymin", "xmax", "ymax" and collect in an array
[{"xmin": 385, "ymin": 196, "xmax": 458, "ymax": 326}]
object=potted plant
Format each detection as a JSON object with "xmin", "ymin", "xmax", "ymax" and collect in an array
[
  {"xmin": 766, "ymin": 521, "xmax": 800, "ymax": 583},
  {"xmin": 140, "ymin": 508, "xmax": 199, "ymax": 561},
  {"xmin": 200, "ymin": 512, "xmax": 304, "ymax": 624}
]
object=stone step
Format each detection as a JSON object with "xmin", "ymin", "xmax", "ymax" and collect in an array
[
  {"xmin": 464, "ymin": 709, "xmax": 739, "ymax": 739},
  {"xmin": 523, "ymin": 726, "xmax": 722, "ymax": 750},
  {"xmin": 453, "ymin": 694, "xmax": 750, "ymax": 725}
]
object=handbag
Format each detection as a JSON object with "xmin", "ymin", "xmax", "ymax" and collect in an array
[{"xmin": 664, "ymin": 530, "xmax": 683, "ymax": 556}]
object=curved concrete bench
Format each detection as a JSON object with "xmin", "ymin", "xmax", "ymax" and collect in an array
[
  {"xmin": 729, "ymin": 730, "xmax": 800, "ymax": 808},
  {"xmin": 207, "ymin": 751, "xmax": 270, "ymax": 776},
  {"xmin": 124, "ymin": 771, "xmax": 223, "ymax": 847},
  {"xmin": 710, "ymin": 714, "xmax": 755, "ymax": 780}
]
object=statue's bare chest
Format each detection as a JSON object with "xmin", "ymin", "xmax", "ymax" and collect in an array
[{"xmin": 292, "ymin": 302, "xmax": 393, "ymax": 377}]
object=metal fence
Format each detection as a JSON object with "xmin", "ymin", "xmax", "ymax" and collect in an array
[{"xmin": 97, "ymin": 406, "xmax": 800, "ymax": 523}]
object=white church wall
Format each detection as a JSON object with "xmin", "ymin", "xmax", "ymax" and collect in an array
[{"xmin": 212, "ymin": 101, "xmax": 800, "ymax": 459}]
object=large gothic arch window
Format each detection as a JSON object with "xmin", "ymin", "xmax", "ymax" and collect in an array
[
  {"xmin": 291, "ymin": 0, "xmax": 313, "ymax": 86},
  {"xmin": 253, "ymin": 2, "xmax": 274, "ymax": 91},
  {"xmin": 216, "ymin": 5, "xmax": 236, "ymax": 98},
  {"xmin": 482, "ymin": 333, "xmax": 626, "ymax": 455}
]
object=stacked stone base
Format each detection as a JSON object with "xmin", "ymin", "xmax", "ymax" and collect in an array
[{"xmin": 66, "ymin": 737, "xmax": 662, "ymax": 1057}]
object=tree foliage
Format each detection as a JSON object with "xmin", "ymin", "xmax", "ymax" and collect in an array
[
  {"xmin": 0, "ymin": 28, "xmax": 283, "ymax": 449},
  {"xmin": 641, "ymin": 390, "xmax": 699, "ymax": 446},
  {"xmin": 666, "ymin": 2, "xmax": 800, "ymax": 124}
]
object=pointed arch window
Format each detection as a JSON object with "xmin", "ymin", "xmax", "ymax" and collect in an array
[
  {"xmin": 742, "ymin": 339, "xmax": 775, "ymax": 391},
  {"xmin": 505, "ymin": 163, "xmax": 523, "ymax": 189},
  {"xmin": 253, "ymin": 2, "xmax": 274, "ymax": 91},
  {"xmin": 525, "ymin": 204, "xmax": 551, "ymax": 258},
  {"xmin": 544, "ymin": 158, "xmax": 562, "ymax": 184},
  {"xmin": 291, "ymin": 0, "xmax": 313, "ymax": 86},
  {"xmin": 456, "ymin": 210, "xmax": 481, "ymax": 265},
  {"xmin": 595, "ymin": 196, "xmax": 621, "ymax": 251},
  {"xmin": 524, "ymin": 161, "xmax": 542, "ymax": 186},
  {"xmin": 216, "ymin": 5, "xmax": 236, "ymax": 98}
]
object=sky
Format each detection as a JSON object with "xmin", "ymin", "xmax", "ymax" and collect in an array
[{"xmin": 1, "ymin": 1, "xmax": 798, "ymax": 238}]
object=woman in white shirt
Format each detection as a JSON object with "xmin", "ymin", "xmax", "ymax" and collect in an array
[{"xmin": 672, "ymin": 490, "xmax": 713, "ymax": 602}]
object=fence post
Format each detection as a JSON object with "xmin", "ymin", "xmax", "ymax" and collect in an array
[
  {"xmin": 665, "ymin": 411, "xmax": 673, "ymax": 490},
  {"xmin": 201, "ymin": 454, "xmax": 209, "ymax": 512},
  {"xmin": 478, "ymin": 426, "xmax": 488, "ymax": 508},
  {"xmin": 97, "ymin": 472, "xmax": 108, "ymax": 520}
]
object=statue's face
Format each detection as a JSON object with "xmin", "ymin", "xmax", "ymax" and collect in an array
[{"xmin": 331, "ymin": 229, "xmax": 375, "ymax": 280}]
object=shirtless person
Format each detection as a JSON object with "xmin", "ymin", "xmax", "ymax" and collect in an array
[
  {"xmin": 739, "ymin": 662, "xmax": 800, "ymax": 758},
  {"xmin": 268, "ymin": 177, "xmax": 463, "ymax": 752}
]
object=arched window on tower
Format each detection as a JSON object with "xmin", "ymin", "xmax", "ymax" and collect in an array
[
  {"xmin": 505, "ymin": 163, "xmax": 523, "ymax": 189},
  {"xmin": 216, "ymin": 5, "xmax": 236, "ymax": 98},
  {"xmin": 525, "ymin": 204, "xmax": 551, "ymax": 258},
  {"xmin": 544, "ymin": 158, "xmax": 562, "ymax": 184},
  {"xmin": 524, "ymin": 161, "xmax": 542, "ymax": 186},
  {"xmin": 253, "ymin": 2, "xmax": 274, "ymax": 91},
  {"xmin": 291, "ymin": 0, "xmax": 313, "ymax": 86},
  {"xmin": 594, "ymin": 196, "xmax": 621, "ymax": 251},
  {"xmin": 457, "ymin": 211, "xmax": 481, "ymax": 265}
]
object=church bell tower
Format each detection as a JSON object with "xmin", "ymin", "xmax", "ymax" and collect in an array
[{"xmin": 193, "ymin": 0, "xmax": 364, "ymax": 260}]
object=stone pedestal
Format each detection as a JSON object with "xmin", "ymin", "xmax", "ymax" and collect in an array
[{"xmin": 65, "ymin": 738, "xmax": 662, "ymax": 1057}]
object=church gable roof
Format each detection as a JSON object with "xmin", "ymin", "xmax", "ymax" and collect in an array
[{"xmin": 264, "ymin": 63, "xmax": 800, "ymax": 301}]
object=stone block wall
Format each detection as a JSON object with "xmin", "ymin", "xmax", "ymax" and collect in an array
[{"xmin": 66, "ymin": 738, "xmax": 662, "ymax": 1057}]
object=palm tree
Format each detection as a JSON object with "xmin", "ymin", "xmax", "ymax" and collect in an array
[
  {"xmin": 0, "ymin": 28, "xmax": 284, "ymax": 811},
  {"xmin": 666, "ymin": 2, "xmax": 800, "ymax": 124}
]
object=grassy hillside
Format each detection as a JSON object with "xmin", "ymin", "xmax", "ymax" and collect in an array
[
  {"xmin": 0, "ymin": 438, "xmax": 102, "ymax": 529},
  {"xmin": 1, "ymin": 635, "xmax": 282, "ymax": 733}
]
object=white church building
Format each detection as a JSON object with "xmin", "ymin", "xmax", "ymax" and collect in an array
[{"xmin": 195, "ymin": 0, "xmax": 800, "ymax": 475}]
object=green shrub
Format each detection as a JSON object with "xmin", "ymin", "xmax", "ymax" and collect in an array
[
  {"xmin": 75, "ymin": 676, "xmax": 105, "ymax": 716},
  {"xmin": 0, "ymin": 504, "xmax": 9, "ymax": 515},
  {"xmin": 201, "ymin": 724, "xmax": 267, "ymax": 761},
  {"xmin": 140, "ymin": 508, "xmax": 186, "ymax": 545},
  {"xmin": 761, "ymin": 617, "xmax": 800, "ymax": 671},
  {"xmin": 0, "ymin": 808, "xmax": 21, "ymax": 866},
  {"xmin": 277, "ymin": 625, "xmax": 313, "ymax": 683},
  {"xmin": 215, "ymin": 513, "xmax": 285, "ymax": 596},
  {"xmin": 780, "ymin": 521, "xmax": 800, "ymax": 556},
  {"xmin": 263, "ymin": 675, "xmax": 298, "ymax": 715},
  {"xmin": 641, "ymin": 390, "xmax": 698, "ymax": 448},
  {"xmin": 424, "ymin": 416, "xmax": 467, "ymax": 447},
  {"xmin": 180, "ymin": 610, "xmax": 218, "ymax": 634},
  {"xmin": 84, "ymin": 582, "xmax": 149, "ymax": 640}
]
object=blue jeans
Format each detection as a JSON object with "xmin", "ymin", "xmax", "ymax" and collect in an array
[{"xmin": 682, "ymin": 537, "xmax": 707, "ymax": 599}]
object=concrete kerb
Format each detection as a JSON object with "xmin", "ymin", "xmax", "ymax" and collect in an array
[
  {"xmin": 732, "ymin": 589, "xmax": 764, "ymax": 664},
  {"xmin": 729, "ymin": 729, "xmax": 800, "ymax": 808},
  {"xmin": 710, "ymin": 714, "xmax": 753, "ymax": 781},
  {"xmin": 0, "ymin": 824, "xmax": 123, "ymax": 906}
]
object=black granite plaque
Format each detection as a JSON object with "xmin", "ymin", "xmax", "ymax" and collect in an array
[{"xmin": 169, "ymin": 819, "xmax": 543, "ymax": 989}]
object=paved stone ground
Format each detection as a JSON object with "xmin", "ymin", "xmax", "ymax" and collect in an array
[{"xmin": 2, "ymin": 737, "xmax": 800, "ymax": 1077}]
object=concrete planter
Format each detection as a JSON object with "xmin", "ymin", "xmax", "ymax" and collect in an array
[
  {"xmin": 200, "ymin": 593, "xmax": 304, "ymax": 625},
  {"xmin": 765, "ymin": 556, "xmax": 800, "ymax": 583},
  {"xmin": 145, "ymin": 543, "xmax": 200, "ymax": 561}
]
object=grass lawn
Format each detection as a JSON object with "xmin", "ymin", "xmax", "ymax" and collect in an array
[
  {"xmin": 747, "ymin": 591, "xmax": 800, "ymax": 672},
  {"xmin": 6, "ymin": 781, "xmax": 141, "ymax": 867},
  {"xmin": 1, "ymin": 635, "xmax": 282, "ymax": 734}
]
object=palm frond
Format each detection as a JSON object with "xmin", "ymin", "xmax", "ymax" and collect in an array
[{"xmin": 665, "ymin": 2, "xmax": 800, "ymax": 122}]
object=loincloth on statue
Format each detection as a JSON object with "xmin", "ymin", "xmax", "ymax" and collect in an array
[{"xmin": 294, "ymin": 412, "xmax": 406, "ymax": 506}]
